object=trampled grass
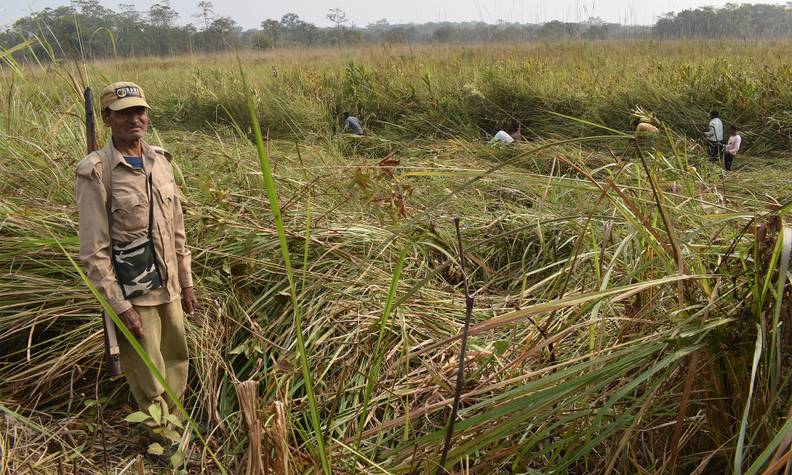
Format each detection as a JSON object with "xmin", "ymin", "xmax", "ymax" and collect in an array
[{"xmin": 1, "ymin": 40, "xmax": 791, "ymax": 473}]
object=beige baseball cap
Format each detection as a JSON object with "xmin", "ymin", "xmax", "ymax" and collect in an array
[{"xmin": 100, "ymin": 82, "xmax": 150, "ymax": 111}]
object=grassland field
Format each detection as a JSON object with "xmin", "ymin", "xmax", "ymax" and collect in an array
[{"xmin": 1, "ymin": 40, "xmax": 792, "ymax": 474}]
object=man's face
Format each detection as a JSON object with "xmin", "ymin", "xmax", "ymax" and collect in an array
[{"xmin": 104, "ymin": 106, "xmax": 148, "ymax": 142}]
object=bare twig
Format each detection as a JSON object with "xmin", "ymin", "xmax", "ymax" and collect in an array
[{"xmin": 437, "ymin": 218, "xmax": 475, "ymax": 474}]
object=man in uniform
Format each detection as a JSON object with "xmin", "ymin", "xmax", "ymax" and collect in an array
[{"xmin": 75, "ymin": 82, "xmax": 197, "ymax": 417}]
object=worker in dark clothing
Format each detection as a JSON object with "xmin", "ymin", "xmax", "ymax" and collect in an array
[{"xmin": 343, "ymin": 112, "xmax": 364, "ymax": 135}]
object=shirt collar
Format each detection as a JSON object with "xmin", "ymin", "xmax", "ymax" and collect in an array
[
  {"xmin": 141, "ymin": 142, "xmax": 159, "ymax": 168},
  {"xmin": 105, "ymin": 139, "xmax": 151, "ymax": 170}
]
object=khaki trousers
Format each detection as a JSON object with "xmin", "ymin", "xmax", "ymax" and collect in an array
[{"xmin": 118, "ymin": 299, "xmax": 189, "ymax": 413}]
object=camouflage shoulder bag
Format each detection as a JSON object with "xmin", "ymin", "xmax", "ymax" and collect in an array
[{"xmin": 103, "ymin": 155, "xmax": 163, "ymax": 299}]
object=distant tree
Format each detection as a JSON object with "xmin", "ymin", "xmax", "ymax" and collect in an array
[
  {"xmin": 279, "ymin": 13, "xmax": 318, "ymax": 45},
  {"xmin": 327, "ymin": 8, "xmax": 349, "ymax": 30},
  {"xmin": 280, "ymin": 13, "xmax": 302, "ymax": 29},
  {"xmin": 583, "ymin": 20, "xmax": 608, "ymax": 40},
  {"xmin": 260, "ymin": 19, "xmax": 281, "ymax": 43},
  {"xmin": 115, "ymin": 4, "xmax": 143, "ymax": 56},
  {"xmin": 651, "ymin": 4, "xmax": 791, "ymax": 39},
  {"xmin": 383, "ymin": 26, "xmax": 411, "ymax": 43},
  {"xmin": 367, "ymin": 19, "xmax": 390, "ymax": 30},
  {"xmin": 295, "ymin": 22, "xmax": 319, "ymax": 45},
  {"xmin": 432, "ymin": 25, "xmax": 457, "ymax": 42},
  {"xmin": 148, "ymin": 1, "xmax": 178, "ymax": 28},
  {"xmin": 193, "ymin": 1, "xmax": 215, "ymax": 31},
  {"xmin": 147, "ymin": 1, "xmax": 181, "ymax": 55},
  {"xmin": 539, "ymin": 20, "xmax": 580, "ymax": 39},
  {"xmin": 74, "ymin": 0, "xmax": 114, "ymax": 18},
  {"xmin": 249, "ymin": 31, "xmax": 273, "ymax": 49},
  {"xmin": 117, "ymin": 3, "xmax": 141, "ymax": 23},
  {"xmin": 6, "ymin": 1, "xmax": 790, "ymax": 59},
  {"xmin": 208, "ymin": 16, "xmax": 240, "ymax": 46}
]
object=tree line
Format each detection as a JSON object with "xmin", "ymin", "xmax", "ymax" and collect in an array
[
  {"xmin": 2, "ymin": 1, "xmax": 792, "ymax": 59},
  {"xmin": 654, "ymin": 4, "xmax": 792, "ymax": 39}
]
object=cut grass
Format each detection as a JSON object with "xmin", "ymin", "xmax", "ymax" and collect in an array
[{"xmin": 1, "ymin": 40, "xmax": 791, "ymax": 473}]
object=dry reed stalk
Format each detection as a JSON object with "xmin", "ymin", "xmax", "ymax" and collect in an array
[
  {"xmin": 235, "ymin": 380, "xmax": 265, "ymax": 475},
  {"xmin": 272, "ymin": 401, "xmax": 288, "ymax": 475}
]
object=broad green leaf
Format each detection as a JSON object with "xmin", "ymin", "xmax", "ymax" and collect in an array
[
  {"xmin": 148, "ymin": 404, "xmax": 162, "ymax": 425},
  {"xmin": 493, "ymin": 340, "xmax": 509, "ymax": 355},
  {"xmin": 124, "ymin": 411, "xmax": 150, "ymax": 423},
  {"xmin": 148, "ymin": 442, "xmax": 164, "ymax": 456},
  {"xmin": 170, "ymin": 450, "xmax": 185, "ymax": 468},
  {"xmin": 166, "ymin": 414, "xmax": 184, "ymax": 429},
  {"xmin": 163, "ymin": 428, "xmax": 182, "ymax": 443}
]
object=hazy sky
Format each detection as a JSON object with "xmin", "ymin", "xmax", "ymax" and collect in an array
[{"xmin": 1, "ymin": 0, "xmax": 788, "ymax": 30}]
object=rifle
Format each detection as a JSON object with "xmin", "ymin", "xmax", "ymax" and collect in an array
[{"xmin": 85, "ymin": 86, "xmax": 123, "ymax": 379}]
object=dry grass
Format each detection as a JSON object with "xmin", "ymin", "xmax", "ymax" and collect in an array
[{"xmin": 1, "ymin": 40, "xmax": 791, "ymax": 473}]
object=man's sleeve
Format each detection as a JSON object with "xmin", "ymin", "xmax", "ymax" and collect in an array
[
  {"xmin": 704, "ymin": 123, "xmax": 715, "ymax": 140},
  {"xmin": 76, "ymin": 162, "xmax": 132, "ymax": 315},
  {"xmin": 172, "ymin": 190, "xmax": 193, "ymax": 289}
]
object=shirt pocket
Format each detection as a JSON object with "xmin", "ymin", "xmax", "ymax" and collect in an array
[
  {"xmin": 157, "ymin": 182, "xmax": 176, "ymax": 218},
  {"xmin": 111, "ymin": 192, "xmax": 148, "ymax": 240}
]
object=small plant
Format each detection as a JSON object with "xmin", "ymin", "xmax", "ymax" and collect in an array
[
  {"xmin": 349, "ymin": 156, "xmax": 413, "ymax": 223},
  {"xmin": 124, "ymin": 404, "xmax": 187, "ymax": 471}
]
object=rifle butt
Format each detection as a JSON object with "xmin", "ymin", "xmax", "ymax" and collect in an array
[
  {"xmin": 102, "ymin": 311, "xmax": 123, "ymax": 379},
  {"xmin": 86, "ymin": 87, "xmax": 119, "ymax": 378}
]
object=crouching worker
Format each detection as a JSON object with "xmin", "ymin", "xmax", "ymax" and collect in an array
[
  {"xmin": 490, "ymin": 120, "xmax": 522, "ymax": 144},
  {"xmin": 631, "ymin": 117, "xmax": 660, "ymax": 155},
  {"xmin": 343, "ymin": 112, "xmax": 365, "ymax": 135},
  {"xmin": 75, "ymin": 82, "xmax": 197, "ymax": 422},
  {"xmin": 633, "ymin": 118, "xmax": 659, "ymax": 134}
]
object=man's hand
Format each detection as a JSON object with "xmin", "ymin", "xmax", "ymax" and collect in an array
[
  {"xmin": 119, "ymin": 308, "xmax": 144, "ymax": 339},
  {"xmin": 182, "ymin": 287, "xmax": 198, "ymax": 314}
]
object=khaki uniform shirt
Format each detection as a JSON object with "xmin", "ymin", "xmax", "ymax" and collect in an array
[{"xmin": 76, "ymin": 140, "xmax": 192, "ymax": 315}]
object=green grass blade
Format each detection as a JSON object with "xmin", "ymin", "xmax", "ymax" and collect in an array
[
  {"xmin": 734, "ymin": 324, "xmax": 764, "ymax": 475},
  {"xmin": 237, "ymin": 57, "xmax": 331, "ymax": 474},
  {"xmin": 355, "ymin": 246, "xmax": 408, "ymax": 453}
]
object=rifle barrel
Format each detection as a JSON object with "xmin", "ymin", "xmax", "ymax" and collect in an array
[
  {"xmin": 84, "ymin": 85, "xmax": 122, "ymax": 379},
  {"xmin": 84, "ymin": 87, "xmax": 96, "ymax": 153}
]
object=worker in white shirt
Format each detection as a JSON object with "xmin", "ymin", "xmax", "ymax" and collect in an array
[
  {"xmin": 491, "ymin": 130, "xmax": 514, "ymax": 144},
  {"xmin": 724, "ymin": 124, "xmax": 742, "ymax": 171},
  {"xmin": 490, "ymin": 120, "xmax": 521, "ymax": 144},
  {"xmin": 704, "ymin": 110, "xmax": 724, "ymax": 162}
]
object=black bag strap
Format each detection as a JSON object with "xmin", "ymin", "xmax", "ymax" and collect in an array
[
  {"xmin": 101, "ymin": 151, "xmax": 113, "ymax": 247},
  {"xmin": 146, "ymin": 172, "xmax": 154, "ymax": 239}
]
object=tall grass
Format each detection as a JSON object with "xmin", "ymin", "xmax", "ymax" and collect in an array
[
  {"xmin": 239, "ymin": 58, "xmax": 331, "ymax": 473},
  {"xmin": 1, "ymin": 39, "xmax": 791, "ymax": 473},
  {"xmin": 65, "ymin": 41, "xmax": 792, "ymax": 154}
]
